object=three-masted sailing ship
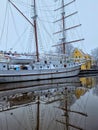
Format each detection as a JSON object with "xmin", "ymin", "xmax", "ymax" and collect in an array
[{"xmin": 0, "ymin": 0, "xmax": 83, "ymax": 83}]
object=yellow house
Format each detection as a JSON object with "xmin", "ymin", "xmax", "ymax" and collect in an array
[
  {"xmin": 71, "ymin": 48, "xmax": 92, "ymax": 70},
  {"xmin": 75, "ymin": 87, "xmax": 87, "ymax": 99}
]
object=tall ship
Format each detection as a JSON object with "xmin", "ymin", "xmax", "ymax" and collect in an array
[{"xmin": 0, "ymin": 0, "xmax": 83, "ymax": 83}]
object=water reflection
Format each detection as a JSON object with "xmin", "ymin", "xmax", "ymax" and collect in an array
[
  {"xmin": 0, "ymin": 75, "xmax": 98, "ymax": 130},
  {"xmin": 80, "ymin": 76, "xmax": 96, "ymax": 88}
]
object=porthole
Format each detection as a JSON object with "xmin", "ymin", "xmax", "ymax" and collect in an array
[{"xmin": 3, "ymin": 65, "xmax": 6, "ymax": 68}]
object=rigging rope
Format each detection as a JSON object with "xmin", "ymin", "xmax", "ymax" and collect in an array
[
  {"xmin": 5, "ymin": 4, "xmax": 10, "ymax": 51},
  {"xmin": 10, "ymin": 112, "xmax": 27, "ymax": 129},
  {"xmin": 0, "ymin": 1, "xmax": 8, "ymax": 45},
  {"xmin": 11, "ymin": 0, "xmax": 31, "ymax": 8},
  {"xmin": 9, "ymin": 4, "xmax": 20, "ymax": 37},
  {"xmin": 11, "ymin": 26, "xmax": 28, "ymax": 50}
]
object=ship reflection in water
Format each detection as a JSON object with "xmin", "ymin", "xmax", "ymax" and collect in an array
[{"xmin": 0, "ymin": 76, "xmax": 98, "ymax": 130}]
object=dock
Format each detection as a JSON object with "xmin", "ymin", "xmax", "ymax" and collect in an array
[{"xmin": 79, "ymin": 69, "xmax": 98, "ymax": 76}]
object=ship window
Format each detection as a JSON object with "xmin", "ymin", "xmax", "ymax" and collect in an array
[
  {"xmin": 40, "ymin": 66, "xmax": 42, "ymax": 68},
  {"xmin": 32, "ymin": 66, "xmax": 34, "ymax": 69},
  {"xmin": 22, "ymin": 66, "xmax": 28, "ymax": 70},
  {"xmin": 44, "ymin": 60, "xmax": 47, "ymax": 64},
  {"xmin": 47, "ymin": 66, "xmax": 49, "ymax": 68},
  {"xmin": 3, "ymin": 65, "xmax": 6, "ymax": 68},
  {"xmin": 60, "ymin": 61, "xmax": 62, "ymax": 64},
  {"xmin": 53, "ymin": 65, "xmax": 55, "ymax": 67}
]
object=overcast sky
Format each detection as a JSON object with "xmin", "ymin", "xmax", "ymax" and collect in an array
[
  {"xmin": 0, "ymin": 0, "xmax": 98, "ymax": 54},
  {"xmin": 76, "ymin": 0, "xmax": 98, "ymax": 54}
]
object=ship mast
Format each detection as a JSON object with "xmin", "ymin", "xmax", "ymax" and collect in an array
[
  {"xmin": 56, "ymin": 87, "xmax": 88, "ymax": 130},
  {"xmin": 53, "ymin": 0, "xmax": 84, "ymax": 52},
  {"xmin": 36, "ymin": 96, "xmax": 40, "ymax": 130},
  {"xmin": 33, "ymin": 0, "xmax": 39, "ymax": 62},
  {"xmin": 62, "ymin": 0, "xmax": 66, "ymax": 54},
  {"xmin": 8, "ymin": 0, "xmax": 39, "ymax": 62}
]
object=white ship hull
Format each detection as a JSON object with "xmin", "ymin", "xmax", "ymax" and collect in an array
[{"xmin": 0, "ymin": 65, "xmax": 80, "ymax": 83}]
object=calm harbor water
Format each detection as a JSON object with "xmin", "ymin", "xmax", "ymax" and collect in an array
[{"xmin": 0, "ymin": 75, "xmax": 98, "ymax": 130}]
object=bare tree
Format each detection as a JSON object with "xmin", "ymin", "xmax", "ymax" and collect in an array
[
  {"xmin": 55, "ymin": 44, "xmax": 74, "ymax": 56},
  {"xmin": 91, "ymin": 47, "xmax": 98, "ymax": 66},
  {"xmin": 65, "ymin": 44, "xmax": 74, "ymax": 56}
]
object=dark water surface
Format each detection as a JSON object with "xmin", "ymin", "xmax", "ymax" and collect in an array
[{"xmin": 0, "ymin": 75, "xmax": 98, "ymax": 130}]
